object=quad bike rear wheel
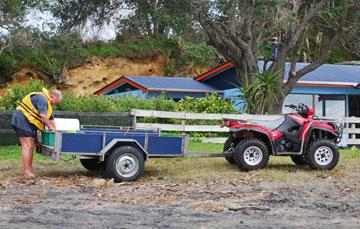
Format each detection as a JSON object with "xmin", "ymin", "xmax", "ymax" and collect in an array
[
  {"xmin": 223, "ymin": 137, "xmax": 236, "ymax": 164},
  {"xmin": 233, "ymin": 138, "xmax": 269, "ymax": 171},
  {"xmin": 306, "ymin": 139, "xmax": 339, "ymax": 170},
  {"xmin": 290, "ymin": 155, "xmax": 308, "ymax": 166}
]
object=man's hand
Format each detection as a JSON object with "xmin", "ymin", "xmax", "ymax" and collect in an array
[
  {"xmin": 49, "ymin": 120, "xmax": 57, "ymax": 131},
  {"xmin": 40, "ymin": 114, "xmax": 56, "ymax": 131}
]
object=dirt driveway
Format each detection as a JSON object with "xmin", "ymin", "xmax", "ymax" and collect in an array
[{"xmin": 1, "ymin": 170, "xmax": 359, "ymax": 229}]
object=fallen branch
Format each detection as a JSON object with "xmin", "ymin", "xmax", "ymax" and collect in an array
[{"xmin": 228, "ymin": 205, "xmax": 271, "ymax": 211}]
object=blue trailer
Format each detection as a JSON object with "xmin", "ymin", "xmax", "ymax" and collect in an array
[{"xmin": 37, "ymin": 127, "xmax": 193, "ymax": 182}]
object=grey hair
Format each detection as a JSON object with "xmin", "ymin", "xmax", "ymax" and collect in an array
[{"xmin": 51, "ymin": 89, "xmax": 63, "ymax": 100}]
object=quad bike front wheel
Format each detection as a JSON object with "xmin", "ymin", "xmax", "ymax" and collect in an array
[
  {"xmin": 306, "ymin": 140, "xmax": 339, "ymax": 170},
  {"xmin": 233, "ymin": 138, "xmax": 269, "ymax": 171}
]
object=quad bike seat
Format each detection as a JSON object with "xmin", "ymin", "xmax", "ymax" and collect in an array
[{"xmin": 249, "ymin": 117, "xmax": 285, "ymax": 130}]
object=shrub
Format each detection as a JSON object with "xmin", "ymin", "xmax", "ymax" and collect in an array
[
  {"xmin": 177, "ymin": 94, "xmax": 237, "ymax": 114},
  {"xmin": 0, "ymin": 80, "xmax": 46, "ymax": 110},
  {"xmin": 0, "ymin": 53, "xmax": 17, "ymax": 83},
  {"xmin": 112, "ymin": 96, "xmax": 177, "ymax": 112},
  {"xmin": 57, "ymin": 94, "xmax": 116, "ymax": 112},
  {"xmin": 57, "ymin": 94, "xmax": 177, "ymax": 113}
]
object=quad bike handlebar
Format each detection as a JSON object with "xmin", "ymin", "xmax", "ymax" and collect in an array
[{"xmin": 285, "ymin": 103, "xmax": 311, "ymax": 118}]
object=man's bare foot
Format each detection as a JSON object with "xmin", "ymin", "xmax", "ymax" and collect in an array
[{"xmin": 24, "ymin": 171, "xmax": 37, "ymax": 180}]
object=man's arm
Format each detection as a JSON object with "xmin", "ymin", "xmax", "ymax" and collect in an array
[
  {"xmin": 40, "ymin": 114, "xmax": 56, "ymax": 131},
  {"xmin": 31, "ymin": 94, "xmax": 56, "ymax": 131}
]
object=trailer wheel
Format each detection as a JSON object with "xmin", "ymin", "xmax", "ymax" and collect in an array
[
  {"xmin": 290, "ymin": 155, "xmax": 308, "ymax": 166},
  {"xmin": 223, "ymin": 137, "xmax": 236, "ymax": 164},
  {"xmin": 233, "ymin": 138, "xmax": 269, "ymax": 171},
  {"xmin": 306, "ymin": 140, "xmax": 339, "ymax": 170},
  {"xmin": 80, "ymin": 159, "xmax": 106, "ymax": 171},
  {"xmin": 106, "ymin": 146, "xmax": 144, "ymax": 182}
]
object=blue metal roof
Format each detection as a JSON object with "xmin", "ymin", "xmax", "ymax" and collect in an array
[
  {"xmin": 123, "ymin": 75, "xmax": 221, "ymax": 93},
  {"xmin": 282, "ymin": 62, "xmax": 360, "ymax": 84},
  {"xmin": 197, "ymin": 61, "xmax": 360, "ymax": 89}
]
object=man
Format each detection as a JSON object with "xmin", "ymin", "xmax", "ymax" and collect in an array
[{"xmin": 11, "ymin": 88, "xmax": 63, "ymax": 179}]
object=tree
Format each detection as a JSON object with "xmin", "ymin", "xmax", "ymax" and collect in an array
[
  {"xmin": 119, "ymin": 0, "xmax": 194, "ymax": 37},
  {"xmin": 187, "ymin": 0, "xmax": 360, "ymax": 114},
  {"xmin": 51, "ymin": 0, "xmax": 197, "ymax": 39},
  {"xmin": 50, "ymin": 0, "xmax": 125, "ymax": 31},
  {"xmin": 0, "ymin": 0, "xmax": 25, "ymax": 54}
]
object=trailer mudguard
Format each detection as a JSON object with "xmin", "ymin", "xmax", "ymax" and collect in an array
[{"xmin": 99, "ymin": 139, "xmax": 149, "ymax": 161}]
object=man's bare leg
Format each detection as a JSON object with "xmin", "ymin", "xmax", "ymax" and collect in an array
[{"xmin": 19, "ymin": 136, "xmax": 36, "ymax": 179}]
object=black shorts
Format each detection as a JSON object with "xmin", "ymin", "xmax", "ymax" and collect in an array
[{"xmin": 12, "ymin": 125, "xmax": 37, "ymax": 137}]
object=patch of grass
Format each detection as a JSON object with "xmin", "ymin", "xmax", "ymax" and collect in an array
[
  {"xmin": 0, "ymin": 145, "xmax": 47, "ymax": 161},
  {"xmin": 189, "ymin": 141, "xmax": 223, "ymax": 152},
  {"xmin": 0, "ymin": 145, "xmax": 77, "ymax": 162}
]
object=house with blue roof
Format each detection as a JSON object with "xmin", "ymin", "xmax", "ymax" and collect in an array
[
  {"xmin": 94, "ymin": 61, "xmax": 360, "ymax": 118},
  {"xmin": 94, "ymin": 75, "xmax": 223, "ymax": 101}
]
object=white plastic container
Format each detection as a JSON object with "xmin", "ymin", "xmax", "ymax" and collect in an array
[{"xmin": 53, "ymin": 118, "xmax": 80, "ymax": 131}]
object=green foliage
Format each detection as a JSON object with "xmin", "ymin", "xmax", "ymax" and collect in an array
[
  {"xmin": 183, "ymin": 42, "xmax": 217, "ymax": 68},
  {"xmin": 233, "ymin": 70, "xmax": 282, "ymax": 114},
  {"xmin": 57, "ymin": 94, "xmax": 177, "ymax": 113},
  {"xmin": 112, "ymin": 96, "xmax": 177, "ymax": 112},
  {"xmin": 178, "ymin": 94, "xmax": 237, "ymax": 114},
  {"xmin": 85, "ymin": 37, "xmax": 217, "ymax": 75},
  {"xmin": 0, "ymin": 33, "xmax": 218, "ymax": 81},
  {"xmin": 233, "ymin": 82, "xmax": 261, "ymax": 114},
  {"xmin": 0, "ymin": 53, "xmax": 17, "ymax": 82},
  {"xmin": 0, "ymin": 80, "xmax": 46, "ymax": 111},
  {"xmin": 57, "ymin": 94, "xmax": 116, "ymax": 112},
  {"xmin": 0, "ymin": 0, "xmax": 27, "ymax": 18},
  {"xmin": 10, "ymin": 32, "xmax": 89, "ymax": 75},
  {"xmin": 85, "ymin": 37, "xmax": 171, "ymax": 60}
]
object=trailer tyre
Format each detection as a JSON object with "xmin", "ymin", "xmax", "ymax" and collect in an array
[
  {"xmin": 223, "ymin": 137, "xmax": 236, "ymax": 164},
  {"xmin": 306, "ymin": 140, "xmax": 339, "ymax": 170},
  {"xmin": 80, "ymin": 159, "xmax": 106, "ymax": 171},
  {"xmin": 234, "ymin": 138, "xmax": 269, "ymax": 171},
  {"xmin": 106, "ymin": 146, "xmax": 144, "ymax": 182}
]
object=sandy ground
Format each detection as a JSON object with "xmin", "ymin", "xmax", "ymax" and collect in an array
[{"xmin": 0, "ymin": 172, "xmax": 359, "ymax": 229}]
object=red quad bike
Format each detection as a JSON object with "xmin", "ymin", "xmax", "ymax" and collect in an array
[{"xmin": 222, "ymin": 103, "xmax": 343, "ymax": 171}]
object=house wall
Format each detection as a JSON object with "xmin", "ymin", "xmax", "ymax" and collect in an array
[
  {"xmin": 223, "ymin": 86, "xmax": 359, "ymax": 118},
  {"xmin": 106, "ymin": 90, "xmax": 209, "ymax": 100},
  {"xmin": 200, "ymin": 67, "xmax": 238, "ymax": 90},
  {"xmin": 146, "ymin": 92, "xmax": 209, "ymax": 100},
  {"xmin": 106, "ymin": 90, "xmax": 146, "ymax": 98}
]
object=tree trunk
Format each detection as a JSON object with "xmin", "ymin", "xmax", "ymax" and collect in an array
[{"xmin": 268, "ymin": 93, "xmax": 286, "ymax": 114}]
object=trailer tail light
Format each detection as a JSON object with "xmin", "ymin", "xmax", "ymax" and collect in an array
[{"xmin": 223, "ymin": 120, "xmax": 232, "ymax": 127}]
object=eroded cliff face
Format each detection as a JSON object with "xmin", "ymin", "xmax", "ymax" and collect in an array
[{"xmin": 0, "ymin": 55, "xmax": 208, "ymax": 96}]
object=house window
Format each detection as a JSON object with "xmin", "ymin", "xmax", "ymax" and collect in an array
[
  {"xmin": 318, "ymin": 95, "xmax": 345, "ymax": 118},
  {"xmin": 282, "ymin": 94, "xmax": 313, "ymax": 113},
  {"xmin": 282, "ymin": 94, "xmax": 346, "ymax": 118}
]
